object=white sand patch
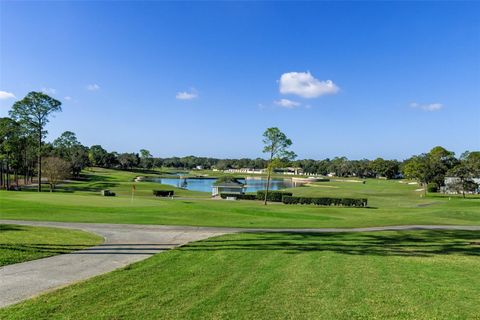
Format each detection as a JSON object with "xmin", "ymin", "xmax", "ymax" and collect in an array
[
  {"xmin": 308, "ymin": 184, "xmax": 340, "ymax": 188},
  {"xmin": 415, "ymin": 188, "xmax": 425, "ymax": 192}
]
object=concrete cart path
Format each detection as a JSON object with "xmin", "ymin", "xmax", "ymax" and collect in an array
[
  {"xmin": 1, "ymin": 220, "xmax": 479, "ymax": 308},
  {"xmin": 0, "ymin": 220, "xmax": 235, "ymax": 308}
]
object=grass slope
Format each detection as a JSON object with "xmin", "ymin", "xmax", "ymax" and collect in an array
[
  {"xmin": 0, "ymin": 224, "xmax": 102, "ymax": 266},
  {"xmin": 1, "ymin": 168, "xmax": 479, "ymax": 228},
  {"xmin": 1, "ymin": 230, "xmax": 479, "ymax": 319}
]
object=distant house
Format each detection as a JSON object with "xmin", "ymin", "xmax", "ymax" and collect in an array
[
  {"xmin": 286, "ymin": 167, "xmax": 304, "ymax": 175},
  {"xmin": 224, "ymin": 168, "xmax": 266, "ymax": 174},
  {"xmin": 442, "ymin": 176, "xmax": 480, "ymax": 194},
  {"xmin": 212, "ymin": 179, "xmax": 245, "ymax": 197},
  {"xmin": 274, "ymin": 167, "xmax": 304, "ymax": 175}
]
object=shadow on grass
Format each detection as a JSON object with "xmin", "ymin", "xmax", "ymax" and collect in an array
[
  {"xmin": 14, "ymin": 174, "xmax": 120, "ymax": 193},
  {"xmin": 59, "ymin": 182, "xmax": 119, "ymax": 193},
  {"xmin": 0, "ymin": 243, "xmax": 93, "ymax": 255},
  {"xmin": 0, "ymin": 225, "xmax": 26, "ymax": 232},
  {"xmin": 0, "ymin": 243, "xmax": 180, "ymax": 256},
  {"xmin": 179, "ymin": 230, "xmax": 480, "ymax": 258}
]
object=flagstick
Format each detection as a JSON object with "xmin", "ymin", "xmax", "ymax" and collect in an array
[{"xmin": 131, "ymin": 184, "xmax": 135, "ymax": 204}]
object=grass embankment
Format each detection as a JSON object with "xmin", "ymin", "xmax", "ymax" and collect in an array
[
  {"xmin": 1, "ymin": 230, "xmax": 479, "ymax": 319},
  {"xmin": 0, "ymin": 224, "xmax": 102, "ymax": 266},
  {"xmin": 1, "ymin": 167, "xmax": 479, "ymax": 228}
]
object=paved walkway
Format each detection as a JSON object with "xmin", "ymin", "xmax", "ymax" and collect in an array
[
  {"xmin": 0, "ymin": 220, "xmax": 236, "ymax": 308},
  {"xmin": 1, "ymin": 220, "xmax": 479, "ymax": 308}
]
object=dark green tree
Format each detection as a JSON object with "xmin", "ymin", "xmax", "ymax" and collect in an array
[
  {"xmin": 370, "ymin": 158, "xmax": 400, "ymax": 179},
  {"xmin": 426, "ymin": 146, "xmax": 458, "ymax": 186},
  {"xmin": 460, "ymin": 151, "xmax": 480, "ymax": 176},
  {"xmin": 53, "ymin": 131, "xmax": 80, "ymax": 159},
  {"xmin": 53, "ymin": 131, "xmax": 89, "ymax": 177},
  {"xmin": 402, "ymin": 154, "xmax": 431, "ymax": 195},
  {"xmin": 9, "ymin": 92, "xmax": 62, "ymax": 192},
  {"xmin": 0, "ymin": 117, "xmax": 21, "ymax": 189},
  {"xmin": 117, "ymin": 153, "xmax": 140, "ymax": 169},
  {"xmin": 447, "ymin": 164, "xmax": 477, "ymax": 198},
  {"xmin": 139, "ymin": 149, "xmax": 154, "ymax": 169},
  {"xmin": 262, "ymin": 127, "xmax": 296, "ymax": 205},
  {"xmin": 88, "ymin": 145, "xmax": 109, "ymax": 167}
]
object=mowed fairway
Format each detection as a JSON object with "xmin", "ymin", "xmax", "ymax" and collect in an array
[
  {"xmin": 1, "ymin": 230, "xmax": 479, "ymax": 319},
  {"xmin": 0, "ymin": 168, "xmax": 479, "ymax": 228},
  {"xmin": 0, "ymin": 224, "xmax": 102, "ymax": 266},
  {"xmin": 1, "ymin": 169, "xmax": 479, "ymax": 319}
]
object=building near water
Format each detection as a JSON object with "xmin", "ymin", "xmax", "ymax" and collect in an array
[{"xmin": 211, "ymin": 180, "xmax": 245, "ymax": 197}]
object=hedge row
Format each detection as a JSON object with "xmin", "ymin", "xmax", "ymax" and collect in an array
[
  {"xmin": 219, "ymin": 190, "xmax": 293, "ymax": 202},
  {"xmin": 282, "ymin": 196, "xmax": 368, "ymax": 207},
  {"xmin": 220, "ymin": 193, "xmax": 257, "ymax": 200},
  {"xmin": 256, "ymin": 190, "xmax": 293, "ymax": 202},
  {"xmin": 153, "ymin": 190, "xmax": 174, "ymax": 197},
  {"xmin": 101, "ymin": 189, "xmax": 116, "ymax": 197}
]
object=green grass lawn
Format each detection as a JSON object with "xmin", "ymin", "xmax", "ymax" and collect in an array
[
  {"xmin": 2, "ymin": 169, "xmax": 479, "ymax": 318},
  {"xmin": 1, "ymin": 167, "xmax": 479, "ymax": 228},
  {"xmin": 2, "ymin": 230, "xmax": 479, "ymax": 319},
  {"xmin": 0, "ymin": 224, "xmax": 103, "ymax": 266}
]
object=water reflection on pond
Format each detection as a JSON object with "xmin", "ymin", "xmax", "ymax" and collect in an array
[{"xmin": 149, "ymin": 176, "xmax": 302, "ymax": 193}]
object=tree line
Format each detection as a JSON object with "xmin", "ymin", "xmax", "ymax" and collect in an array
[{"xmin": 1, "ymin": 92, "xmax": 479, "ymax": 193}]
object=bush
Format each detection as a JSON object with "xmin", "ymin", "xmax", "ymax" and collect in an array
[
  {"xmin": 153, "ymin": 190, "xmax": 174, "ymax": 197},
  {"xmin": 214, "ymin": 176, "xmax": 243, "ymax": 185},
  {"xmin": 101, "ymin": 189, "xmax": 116, "ymax": 197},
  {"xmin": 256, "ymin": 190, "xmax": 293, "ymax": 202},
  {"xmin": 220, "ymin": 193, "xmax": 257, "ymax": 200},
  {"xmin": 427, "ymin": 182, "xmax": 439, "ymax": 193},
  {"xmin": 282, "ymin": 196, "xmax": 367, "ymax": 207}
]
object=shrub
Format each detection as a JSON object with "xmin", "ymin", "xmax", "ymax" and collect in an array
[
  {"xmin": 256, "ymin": 190, "xmax": 293, "ymax": 202},
  {"xmin": 153, "ymin": 190, "xmax": 174, "ymax": 197},
  {"xmin": 101, "ymin": 189, "xmax": 116, "ymax": 197},
  {"xmin": 427, "ymin": 182, "xmax": 439, "ymax": 193},
  {"xmin": 220, "ymin": 193, "xmax": 257, "ymax": 200},
  {"xmin": 282, "ymin": 196, "xmax": 367, "ymax": 207}
]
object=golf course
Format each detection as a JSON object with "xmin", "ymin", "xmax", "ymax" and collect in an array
[
  {"xmin": 1, "ymin": 168, "xmax": 479, "ymax": 228},
  {"xmin": 1, "ymin": 1, "xmax": 479, "ymax": 318},
  {"xmin": 1, "ymin": 168, "xmax": 479, "ymax": 319}
]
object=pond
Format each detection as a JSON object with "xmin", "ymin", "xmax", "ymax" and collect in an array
[{"xmin": 149, "ymin": 177, "xmax": 300, "ymax": 193}]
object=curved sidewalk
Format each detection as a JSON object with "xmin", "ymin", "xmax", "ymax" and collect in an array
[
  {"xmin": 1, "ymin": 220, "xmax": 479, "ymax": 308},
  {"xmin": 0, "ymin": 220, "xmax": 234, "ymax": 308}
]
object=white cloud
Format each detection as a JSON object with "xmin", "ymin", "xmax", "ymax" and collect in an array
[
  {"xmin": 64, "ymin": 96, "xmax": 72, "ymax": 101},
  {"xmin": 41, "ymin": 87, "xmax": 57, "ymax": 95},
  {"xmin": 274, "ymin": 99, "xmax": 301, "ymax": 108},
  {"xmin": 86, "ymin": 84, "xmax": 100, "ymax": 91},
  {"xmin": 279, "ymin": 71, "xmax": 339, "ymax": 98},
  {"xmin": 176, "ymin": 88, "xmax": 198, "ymax": 100},
  {"xmin": 0, "ymin": 91, "xmax": 15, "ymax": 100},
  {"xmin": 410, "ymin": 102, "xmax": 443, "ymax": 112}
]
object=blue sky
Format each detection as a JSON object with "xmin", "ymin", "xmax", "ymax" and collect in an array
[{"xmin": 1, "ymin": 1, "xmax": 479, "ymax": 160}]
